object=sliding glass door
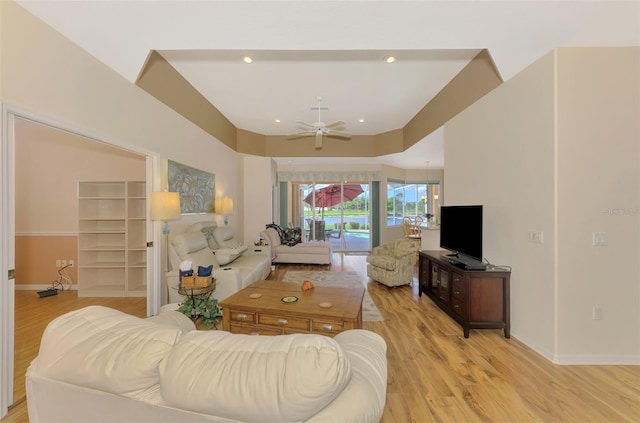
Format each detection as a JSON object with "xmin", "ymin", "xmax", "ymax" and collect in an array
[{"xmin": 292, "ymin": 182, "xmax": 371, "ymax": 252}]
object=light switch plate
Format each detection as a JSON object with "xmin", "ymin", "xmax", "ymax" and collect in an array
[{"xmin": 593, "ymin": 232, "xmax": 608, "ymax": 246}]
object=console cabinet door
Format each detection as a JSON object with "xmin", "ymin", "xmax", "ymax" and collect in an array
[{"xmin": 438, "ymin": 268, "xmax": 449, "ymax": 305}]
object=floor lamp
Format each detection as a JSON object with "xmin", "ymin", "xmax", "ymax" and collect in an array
[{"xmin": 151, "ymin": 191, "xmax": 181, "ymax": 272}]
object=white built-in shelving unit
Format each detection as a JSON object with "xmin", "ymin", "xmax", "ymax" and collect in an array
[{"xmin": 77, "ymin": 181, "xmax": 146, "ymax": 297}]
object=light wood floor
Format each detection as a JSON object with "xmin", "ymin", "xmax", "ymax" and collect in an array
[{"xmin": 3, "ymin": 254, "xmax": 639, "ymax": 422}]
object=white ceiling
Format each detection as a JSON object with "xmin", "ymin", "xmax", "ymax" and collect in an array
[{"xmin": 16, "ymin": 0, "xmax": 639, "ymax": 169}]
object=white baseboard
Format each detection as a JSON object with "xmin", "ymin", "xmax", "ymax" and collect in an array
[
  {"xmin": 15, "ymin": 284, "xmax": 76, "ymax": 291},
  {"xmin": 511, "ymin": 329, "xmax": 640, "ymax": 365},
  {"xmin": 553, "ymin": 354, "xmax": 640, "ymax": 365},
  {"xmin": 510, "ymin": 330, "xmax": 555, "ymax": 362}
]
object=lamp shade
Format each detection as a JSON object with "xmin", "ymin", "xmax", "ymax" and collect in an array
[
  {"xmin": 216, "ymin": 197, "xmax": 234, "ymax": 215},
  {"xmin": 150, "ymin": 191, "xmax": 181, "ymax": 221},
  {"xmin": 221, "ymin": 197, "xmax": 234, "ymax": 215}
]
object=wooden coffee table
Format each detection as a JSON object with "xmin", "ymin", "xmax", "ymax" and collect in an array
[{"xmin": 219, "ymin": 280, "xmax": 365, "ymax": 336}]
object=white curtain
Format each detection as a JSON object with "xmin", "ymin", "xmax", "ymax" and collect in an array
[{"xmin": 277, "ymin": 170, "xmax": 382, "ymax": 183}]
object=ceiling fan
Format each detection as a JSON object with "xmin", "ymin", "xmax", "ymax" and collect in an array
[{"xmin": 288, "ymin": 96, "xmax": 352, "ymax": 149}]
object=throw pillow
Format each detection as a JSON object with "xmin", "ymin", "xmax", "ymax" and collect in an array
[{"xmin": 266, "ymin": 223, "xmax": 302, "ymax": 246}]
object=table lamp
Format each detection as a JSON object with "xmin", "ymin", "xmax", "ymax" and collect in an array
[
  {"xmin": 216, "ymin": 196, "xmax": 234, "ymax": 226},
  {"xmin": 151, "ymin": 191, "xmax": 181, "ymax": 271}
]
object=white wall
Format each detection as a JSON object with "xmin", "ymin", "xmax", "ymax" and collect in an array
[
  {"xmin": 445, "ymin": 47, "xmax": 639, "ymax": 363},
  {"xmin": 243, "ymin": 156, "xmax": 276, "ymax": 245},
  {"xmin": 1, "ymin": 1, "xmax": 240, "ymax": 229}
]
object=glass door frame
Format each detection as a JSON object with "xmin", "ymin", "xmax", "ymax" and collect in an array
[{"xmin": 291, "ymin": 181, "xmax": 371, "ymax": 252}]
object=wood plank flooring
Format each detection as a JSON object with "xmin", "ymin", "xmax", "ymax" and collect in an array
[{"xmin": 3, "ymin": 254, "xmax": 639, "ymax": 422}]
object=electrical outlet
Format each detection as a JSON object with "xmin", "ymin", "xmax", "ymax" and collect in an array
[
  {"xmin": 527, "ymin": 231, "xmax": 543, "ymax": 244},
  {"xmin": 593, "ymin": 305, "xmax": 603, "ymax": 320},
  {"xmin": 61, "ymin": 259, "xmax": 67, "ymax": 267},
  {"xmin": 69, "ymin": 260, "xmax": 74, "ymax": 268},
  {"xmin": 56, "ymin": 259, "xmax": 61, "ymax": 267}
]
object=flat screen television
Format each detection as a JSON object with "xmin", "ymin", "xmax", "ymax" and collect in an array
[{"xmin": 439, "ymin": 205, "xmax": 483, "ymax": 262}]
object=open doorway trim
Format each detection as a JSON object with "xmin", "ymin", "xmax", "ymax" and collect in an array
[{"xmin": 0, "ymin": 101, "xmax": 163, "ymax": 417}]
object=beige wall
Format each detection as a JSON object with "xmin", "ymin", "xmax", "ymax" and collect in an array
[
  {"xmin": 555, "ymin": 47, "xmax": 639, "ymax": 358},
  {"xmin": 14, "ymin": 119, "xmax": 145, "ymax": 286},
  {"xmin": 15, "ymin": 119, "xmax": 145, "ymax": 233},
  {"xmin": 446, "ymin": 47, "xmax": 639, "ymax": 363}
]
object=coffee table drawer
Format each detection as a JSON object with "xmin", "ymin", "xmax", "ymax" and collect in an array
[
  {"xmin": 258, "ymin": 314, "xmax": 310, "ymax": 331},
  {"xmin": 229, "ymin": 311, "xmax": 256, "ymax": 323},
  {"xmin": 230, "ymin": 323, "xmax": 282, "ymax": 336},
  {"xmin": 312, "ymin": 320, "xmax": 345, "ymax": 335}
]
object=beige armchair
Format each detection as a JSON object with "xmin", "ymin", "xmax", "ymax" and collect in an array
[{"xmin": 366, "ymin": 238, "xmax": 420, "ymax": 287}]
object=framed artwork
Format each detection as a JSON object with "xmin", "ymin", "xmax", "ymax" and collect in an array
[{"xmin": 167, "ymin": 160, "xmax": 215, "ymax": 214}]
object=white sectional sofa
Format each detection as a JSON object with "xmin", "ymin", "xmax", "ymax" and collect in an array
[
  {"xmin": 27, "ymin": 306, "xmax": 388, "ymax": 423},
  {"xmin": 260, "ymin": 227, "xmax": 332, "ymax": 265},
  {"xmin": 166, "ymin": 222, "xmax": 272, "ymax": 303}
]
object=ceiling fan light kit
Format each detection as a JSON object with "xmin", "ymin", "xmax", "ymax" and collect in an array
[{"xmin": 288, "ymin": 96, "xmax": 352, "ymax": 149}]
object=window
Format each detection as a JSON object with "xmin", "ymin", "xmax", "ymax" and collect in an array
[{"xmin": 386, "ymin": 179, "xmax": 440, "ymax": 226}]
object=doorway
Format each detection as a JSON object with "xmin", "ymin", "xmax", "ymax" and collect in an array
[
  {"xmin": 292, "ymin": 182, "xmax": 371, "ymax": 252},
  {"xmin": 1, "ymin": 107, "xmax": 162, "ymax": 416}
]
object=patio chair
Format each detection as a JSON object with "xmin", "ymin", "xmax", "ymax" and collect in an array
[{"xmin": 306, "ymin": 219, "xmax": 326, "ymax": 241}]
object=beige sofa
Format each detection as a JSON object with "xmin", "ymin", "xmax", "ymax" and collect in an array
[
  {"xmin": 167, "ymin": 222, "xmax": 272, "ymax": 303},
  {"xmin": 260, "ymin": 227, "xmax": 332, "ymax": 265},
  {"xmin": 27, "ymin": 306, "xmax": 388, "ymax": 423}
]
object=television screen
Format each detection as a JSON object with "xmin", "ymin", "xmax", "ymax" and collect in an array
[{"xmin": 439, "ymin": 205, "xmax": 483, "ymax": 262}]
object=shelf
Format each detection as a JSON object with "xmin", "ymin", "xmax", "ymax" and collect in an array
[
  {"xmin": 79, "ymin": 245, "xmax": 126, "ymax": 251},
  {"xmin": 79, "ymin": 182, "xmax": 126, "ymax": 197},
  {"xmin": 79, "ymin": 261, "xmax": 126, "ymax": 268},
  {"xmin": 79, "ymin": 230, "xmax": 126, "ymax": 234},
  {"xmin": 78, "ymin": 181, "xmax": 146, "ymax": 298}
]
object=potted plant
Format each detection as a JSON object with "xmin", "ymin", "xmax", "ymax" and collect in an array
[{"xmin": 178, "ymin": 295, "xmax": 221, "ymax": 329}]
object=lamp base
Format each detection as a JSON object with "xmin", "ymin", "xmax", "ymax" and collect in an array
[
  {"xmin": 224, "ymin": 216, "xmax": 229, "ymax": 226},
  {"xmin": 162, "ymin": 221, "xmax": 171, "ymax": 235}
]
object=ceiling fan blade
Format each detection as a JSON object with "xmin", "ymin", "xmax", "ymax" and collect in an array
[
  {"xmin": 295, "ymin": 120, "xmax": 315, "ymax": 129},
  {"xmin": 287, "ymin": 131, "xmax": 314, "ymax": 140},
  {"xmin": 325, "ymin": 120, "xmax": 346, "ymax": 129},
  {"xmin": 315, "ymin": 131, "xmax": 323, "ymax": 149},
  {"xmin": 326, "ymin": 130, "xmax": 352, "ymax": 140}
]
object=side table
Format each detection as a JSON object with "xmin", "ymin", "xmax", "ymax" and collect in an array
[{"xmin": 177, "ymin": 280, "xmax": 219, "ymax": 328}]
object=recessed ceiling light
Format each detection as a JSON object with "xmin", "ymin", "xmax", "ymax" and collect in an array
[
  {"xmin": 275, "ymin": 119, "xmax": 281, "ymax": 123},
  {"xmin": 359, "ymin": 119, "xmax": 365, "ymax": 123},
  {"xmin": 243, "ymin": 56, "xmax": 253, "ymax": 64},
  {"xmin": 384, "ymin": 56, "xmax": 396, "ymax": 64}
]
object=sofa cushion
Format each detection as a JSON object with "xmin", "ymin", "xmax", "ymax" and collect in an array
[
  {"xmin": 262, "ymin": 227, "xmax": 281, "ymax": 247},
  {"xmin": 186, "ymin": 221, "xmax": 220, "ymax": 250},
  {"xmin": 202, "ymin": 228, "xmax": 220, "ymax": 250},
  {"xmin": 159, "ymin": 331, "xmax": 352, "ymax": 422},
  {"xmin": 172, "ymin": 232, "xmax": 220, "ymax": 269},
  {"xmin": 366, "ymin": 254, "xmax": 397, "ymax": 271},
  {"xmin": 36, "ymin": 306, "xmax": 183, "ymax": 398},
  {"xmin": 172, "ymin": 232, "xmax": 208, "ymax": 256},
  {"xmin": 213, "ymin": 245, "xmax": 249, "ymax": 265},
  {"xmin": 213, "ymin": 226, "xmax": 240, "ymax": 248}
]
